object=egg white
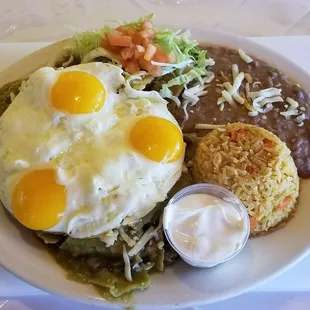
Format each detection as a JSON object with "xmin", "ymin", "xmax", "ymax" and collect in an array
[{"xmin": 0, "ymin": 62, "xmax": 184, "ymax": 238}]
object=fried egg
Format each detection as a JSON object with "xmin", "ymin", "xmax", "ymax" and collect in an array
[{"xmin": 0, "ymin": 62, "xmax": 184, "ymax": 238}]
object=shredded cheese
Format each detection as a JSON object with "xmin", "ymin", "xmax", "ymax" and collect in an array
[
  {"xmin": 280, "ymin": 110, "xmax": 299, "ymax": 119},
  {"xmin": 231, "ymin": 72, "xmax": 245, "ymax": 94},
  {"xmin": 248, "ymin": 87, "xmax": 282, "ymax": 99},
  {"xmin": 244, "ymin": 73, "xmax": 253, "ymax": 83},
  {"xmin": 233, "ymin": 93, "xmax": 245, "ymax": 104},
  {"xmin": 248, "ymin": 110, "xmax": 259, "ymax": 116},
  {"xmin": 245, "ymin": 82, "xmax": 251, "ymax": 101},
  {"xmin": 238, "ymin": 49, "xmax": 253, "ymax": 64},
  {"xmin": 119, "ymin": 227, "xmax": 136, "ymax": 247},
  {"xmin": 261, "ymin": 103, "xmax": 274, "ymax": 113},
  {"xmin": 157, "ymin": 241, "xmax": 165, "ymax": 249},
  {"xmin": 123, "ymin": 245, "xmax": 132, "ymax": 282},
  {"xmin": 206, "ymin": 58, "xmax": 215, "ymax": 66},
  {"xmin": 223, "ymin": 82, "xmax": 233, "ymax": 93},
  {"xmin": 296, "ymin": 113, "xmax": 306, "ymax": 123},
  {"xmin": 252, "ymin": 81, "xmax": 262, "ymax": 88},
  {"xmin": 128, "ymin": 216, "xmax": 163, "ymax": 257},
  {"xmin": 99, "ymin": 230, "xmax": 119, "ymax": 247},
  {"xmin": 183, "ymin": 85, "xmax": 208, "ymax": 105},
  {"xmin": 222, "ymin": 90, "xmax": 236, "ymax": 107},
  {"xmin": 217, "ymin": 97, "xmax": 226, "ymax": 105},
  {"xmin": 217, "ymin": 71, "xmax": 245, "ymax": 109},
  {"xmin": 204, "ymin": 72, "xmax": 215, "ymax": 83},
  {"xmin": 257, "ymin": 96, "xmax": 283, "ymax": 108},
  {"xmin": 195, "ymin": 124, "xmax": 225, "ymax": 130},
  {"xmin": 232, "ymin": 64, "xmax": 239, "ymax": 80},
  {"xmin": 278, "ymin": 97, "xmax": 302, "ymax": 120},
  {"xmin": 245, "ymin": 83, "xmax": 284, "ymax": 116},
  {"xmin": 128, "ymin": 226, "xmax": 154, "ymax": 257},
  {"xmin": 286, "ymin": 97, "xmax": 299, "ymax": 109},
  {"xmin": 252, "ymin": 96, "xmax": 283, "ymax": 113}
]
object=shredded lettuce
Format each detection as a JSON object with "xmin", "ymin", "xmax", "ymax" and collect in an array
[
  {"xmin": 59, "ymin": 14, "xmax": 214, "ymax": 114},
  {"xmin": 81, "ymin": 47, "xmax": 120, "ymax": 64},
  {"xmin": 152, "ymin": 27, "xmax": 212, "ymax": 99},
  {"xmin": 74, "ymin": 27, "xmax": 109, "ymax": 59},
  {"xmin": 151, "ymin": 59, "xmax": 194, "ymax": 76},
  {"xmin": 161, "ymin": 67, "xmax": 206, "ymax": 92},
  {"xmin": 123, "ymin": 13, "xmax": 154, "ymax": 29},
  {"xmin": 154, "ymin": 28, "xmax": 199, "ymax": 63},
  {"xmin": 197, "ymin": 50, "xmax": 208, "ymax": 68},
  {"xmin": 123, "ymin": 73, "xmax": 167, "ymax": 104}
]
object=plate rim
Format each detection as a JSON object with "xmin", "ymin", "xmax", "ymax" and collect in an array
[{"xmin": 0, "ymin": 29, "xmax": 310, "ymax": 309}]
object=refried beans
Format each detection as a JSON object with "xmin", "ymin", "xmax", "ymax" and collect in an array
[{"xmin": 169, "ymin": 45, "xmax": 310, "ymax": 178}]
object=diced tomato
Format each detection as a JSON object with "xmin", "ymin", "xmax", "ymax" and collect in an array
[
  {"xmin": 136, "ymin": 45, "xmax": 145, "ymax": 53},
  {"xmin": 139, "ymin": 57, "xmax": 162, "ymax": 75},
  {"xmin": 134, "ymin": 45, "xmax": 145, "ymax": 59},
  {"xmin": 277, "ymin": 196, "xmax": 293, "ymax": 209},
  {"xmin": 142, "ymin": 38, "xmax": 149, "ymax": 49},
  {"xmin": 230, "ymin": 129, "xmax": 247, "ymax": 141},
  {"xmin": 125, "ymin": 60, "xmax": 140, "ymax": 74},
  {"xmin": 101, "ymin": 37, "xmax": 121, "ymax": 52},
  {"xmin": 104, "ymin": 21, "xmax": 164, "ymax": 76},
  {"xmin": 153, "ymin": 45, "xmax": 169, "ymax": 63},
  {"xmin": 108, "ymin": 29, "xmax": 122, "ymax": 37},
  {"xmin": 138, "ymin": 57, "xmax": 150, "ymax": 71},
  {"xmin": 238, "ymin": 129, "xmax": 247, "ymax": 135},
  {"xmin": 121, "ymin": 46, "xmax": 135, "ymax": 60},
  {"xmin": 249, "ymin": 216, "xmax": 258, "ymax": 229},
  {"xmin": 116, "ymin": 26, "xmax": 128, "ymax": 35},
  {"xmin": 246, "ymin": 166, "xmax": 254, "ymax": 174},
  {"xmin": 127, "ymin": 27, "xmax": 137, "ymax": 37},
  {"xmin": 141, "ymin": 20, "xmax": 153, "ymax": 31},
  {"xmin": 119, "ymin": 58, "xmax": 127, "ymax": 67},
  {"xmin": 134, "ymin": 33, "xmax": 143, "ymax": 45},
  {"xmin": 230, "ymin": 131, "xmax": 238, "ymax": 141},
  {"xmin": 264, "ymin": 139, "xmax": 275, "ymax": 148},
  {"xmin": 236, "ymin": 129, "xmax": 247, "ymax": 141},
  {"xmin": 148, "ymin": 65, "xmax": 162, "ymax": 77},
  {"xmin": 140, "ymin": 29, "xmax": 155, "ymax": 40},
  {"xmin": 107, "ymin": 30, "xmax": 132, "ymax": 47},
  {"xmin": 101, "ymin": 37, "xmax": 112, "ymax": 50},
  {"xmin": 144, "ymin": 44, "xmax": 157, "ymax": 61},
  {"xmin": 125, "ymin": 27, "xmax": 141, "ymax": 45}
]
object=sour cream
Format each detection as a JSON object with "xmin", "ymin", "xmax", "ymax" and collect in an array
[{"xmin": 164, "ymin": 187, "xmax": 249, "ymax": 268}]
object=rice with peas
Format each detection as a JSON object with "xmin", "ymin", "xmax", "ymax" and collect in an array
[{"xmin": 193, "ymin": 123, "xmax": 299, "ymax": 236}]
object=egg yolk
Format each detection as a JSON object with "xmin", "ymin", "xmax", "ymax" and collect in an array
[
  {"xmin": 12, "ymin": 169, "xmax": 66, "ymax": 230},
  {"xmin": 130, "ymin": 116, "xmax": 184, "ymax": 163},
  {"xmin": 51, "ymin": 71, "xmax": 106, "ymax": 114}
]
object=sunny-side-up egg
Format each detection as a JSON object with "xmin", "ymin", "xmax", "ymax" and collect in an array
[{"xmin": 0, "ymin": 62, "xmax": 185, "ymax": 239}]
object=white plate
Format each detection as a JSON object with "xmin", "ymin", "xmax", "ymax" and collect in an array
[{"xmin": 0, "ymin": 30, "xmax": 310, "ymax": 309}]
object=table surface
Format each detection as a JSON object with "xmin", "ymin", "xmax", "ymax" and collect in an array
[
  {"xmin": 1, "ymin": 36, "xmax": 310, "ymax": 309},
  {"xmin": 1, "ymin": 0, "xmax": 310, "ymax": 42}
]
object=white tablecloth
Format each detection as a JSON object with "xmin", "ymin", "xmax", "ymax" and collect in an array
[{"xmin": 1, "ymin": 0, "xmax": 310, "ymax": 42}]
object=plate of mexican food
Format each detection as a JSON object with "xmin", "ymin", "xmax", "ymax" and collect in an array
[{"xmin": 0, "ymin": 14, "xmax": 309, "ymax": 309}]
